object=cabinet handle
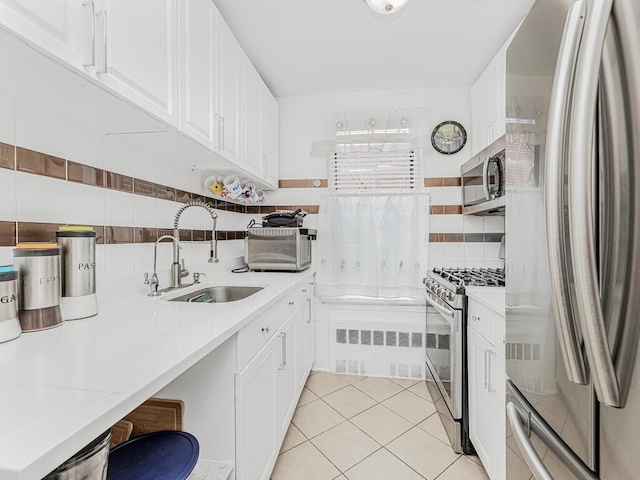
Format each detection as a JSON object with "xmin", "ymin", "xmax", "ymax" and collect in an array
[
  {"xmin": 484, "ymin": 350, "xmax": 488, "ymax": 390},
  {"xmin": 214, "ymin": 113, "xmax": 221, "ymax": 149},
  {"xmin": 82, "ymin": 0, "xmax": 95, "ymax": 67},
  {"xmin": 278, "ymin": 332, "xmax": 286, "ymax": 369},
  {"xmin": 289, "ymin": 301, "xmax": 294, "ymax": 306},
  {"xmin": 261, "ymin": 326, "xmax": 269, "ymax": 333},
  {"xmin": 96, "ymin": 11, "xmax": 107, "ymax": 74},
  {"xmin": 487, "ymin": 350, "xmax": 495, "ymax": 393},
  {"xmin": 221, "ymin": 116, "xmax": 225, "ymax": 150},
  {"xmin": 302, "ymin": 289, "xmax": 307, "ymax": 293},
  {"xmin": 307, "ymin": 299, "xmax": 312, "ymax": 324}
]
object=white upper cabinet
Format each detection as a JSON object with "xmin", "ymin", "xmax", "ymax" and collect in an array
[
  {"xmin": 241, "ymin": 51, "xmax": 263, "ymax": 176},
  {"xmin": 470, "ymin": 37, "xmax": 510, "ymax": 155},
  {"xmin": 0, "ymin": 0, "xmax": 90, "ymax": 69},
  {"xmin": 94, "ymin": 0, "xmax": 179, "ymax": 126},
  {"xmin": 179, "ymin": 0, "xmax": 218, "ymax": 148},
  {"xmin": 216, "ymin": 13, "xmax": 241, "ymax": 164},
  {"xmin": 261, "ymin": 80, "xmax": 279, "ymax": 188}
]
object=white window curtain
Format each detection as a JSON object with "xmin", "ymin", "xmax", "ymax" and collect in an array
[{"xmin": 315, "ymin": 193, "xmax": 430, "ymax": 300}]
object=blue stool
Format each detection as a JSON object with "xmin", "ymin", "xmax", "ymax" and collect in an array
[{"xmin": 107, "ymin": 431, "xmax": 199, "ymax": 480}]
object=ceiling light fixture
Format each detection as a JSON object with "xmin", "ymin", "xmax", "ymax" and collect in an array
[{"xmin": 365, "ymin": 0, "xmax": 409, "ymax": 15}]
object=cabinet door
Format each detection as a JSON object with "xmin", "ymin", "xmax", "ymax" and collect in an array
[
  {"xmin": 302, "ymin": 286, "xmax": 314, "ymax": 374},
  {"xmin": 470, "ymin": 66, "xmax": 492, "ymax": 155},
  {"xmin": 468, "ymin": 327, "xmax": 496, "ymax": 475},
  {"xmin": 493, "ymin": 352, "xmax": 506, "ymax": 480},
  {"xmin": 236, "ymin": 335, "xmax": 278, "ymax": 480},
  {"xmin": 216, "ymin": 13, "xmax": 241, "ymax": 164},
  {"xmin": 493, "ymin": 46, "xmax": 507, "ymax": 142},
  {"xmin": 241, "ymin": 51, "xmax": 262, "ymax": 176},
  {"xmin": 261, "ymin": 81, "xmax": 278, "ymax": 187},
  {"xmin": 97, "ymin": 0, "xmax": 178, "ymax": 125},
  {"xmin": 179, "ymin": 0, "xmax": 217, "ymax": 147},
  {"xmin": 0, "ymin": 0, "xmax": 89, "ymax": 69},
  {"xmin": 276, "ymin": 310, "xmax": 298, "ymax": 437}
]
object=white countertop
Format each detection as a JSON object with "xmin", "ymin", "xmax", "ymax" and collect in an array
[
  {"xmin": 465, "ymin": 287, "xmax": 506, "ymax": 316},
  {"xmin": 0, "ymin": 269, "xmax": 313, "ymax": 480}
]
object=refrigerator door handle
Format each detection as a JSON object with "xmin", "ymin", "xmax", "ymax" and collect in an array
[
  {"xmin": 568, "ymin": 0, "xmax": 620, "ymax": 407},
  {"xmin": 482, "ymin": 156, "xmax": 492, "ymax": 200},
  {"xmin": 507, "ymin": 403, "xmax": 553, "ymax": 480},
  {"xmin": 545, "ymin": 0, "xmax": 588, "ymax": 385}
]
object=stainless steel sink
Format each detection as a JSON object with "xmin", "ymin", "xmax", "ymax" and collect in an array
[{"xmin": 168, "ymin": 286, "xmax": 264, "ymax": 303}]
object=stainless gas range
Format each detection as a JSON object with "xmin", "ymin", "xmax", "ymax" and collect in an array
[{"xmin": 422, "ymin": 267, "xmax": 505, "ymax": 454}]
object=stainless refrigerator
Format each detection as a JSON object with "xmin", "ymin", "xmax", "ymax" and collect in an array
[{"xmin": 505, "ymin": 0, "xmax": 640, "ymax": 478}]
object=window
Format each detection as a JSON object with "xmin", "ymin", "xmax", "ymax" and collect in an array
[{"xmin": 328, "ymin": 150, "xmax": 421, "ymax": 192}]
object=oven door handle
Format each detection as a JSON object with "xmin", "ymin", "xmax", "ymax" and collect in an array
[{"xmin": 426, "ymin": 294, "xmax": 455, "ymax": 318}]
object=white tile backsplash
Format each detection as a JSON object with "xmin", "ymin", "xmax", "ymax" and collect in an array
[
  {"xmin": 0, "ymin": 168, "xmax": 16, "ymax": 221},
  {"xmin": 15, "ymin": 100, "xmax": 66, "ymax": 158},
  {"xmin": 463, "ymin": 215, "xmax": 484, "ymax": 233},
  {"xmin": 0, "ymin": 92, "xmax": 15, "ymax": 145},
  {"xmin": 104, "ymin": 136, "xmax": 133, "ymax": 176},
  {"xmin": 484, "ymin": 242, "xmax": 502, "ymax": 262},
  {"xmin": 66, "ymin": 121, "xmax": 103, "ymax": 168},
  {"xmin": 104, "ymin": 189, "xmax": 134, "ymax": 227},
  {"xmin": 156, "ymin": 157, "xmax": 176, "ymax": 187},
  {"xmin": 443, "ymin": 215, "xmax": 463, "ymax": 233},
  {"xmin": 104, "ymin": 243, "xmax": 135, "ymax": 277},
  {"xmin": 17, "ymin": 172, "xmax": 67, "ymax": 223},
  {"xmin": 464, "ymin": 243, "xmax": 485, "ymax": 262},
  {"xmin": 132, "ymin": 148, "xmax": 157, "ymax": 183},
  {"xmin": 484, "ymin": 215, "xmax": 505, "ymax": 233},
  {"xmin": 67, "ymin": 181, "xmax": 105, "ymax": 225},
  {"xmin": 444, "ymin": 243, "xmax": 465, "ymax": 263},
  {"xmin": 133, "ymin": 195, "xmax": 157, "ymax": 228},
  {"xmin": 440, "ymin": 187, "xmax": 462, "ymax": 205}
]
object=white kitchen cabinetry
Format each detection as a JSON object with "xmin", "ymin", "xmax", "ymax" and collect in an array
[
  {"xmin": 93, "ymin": 0, "xmax": 178, "ymax": 126},
  {"xmin": 217, "ymin": 14, "xmax": 241, "ymax": 165},
  {"xmin": 235, "ymin": 278, "xmax": 315, "ymax": 480},
  {"xmin": 470, "ymin": 42, "xmax": 508, "ymax": 155},
  {"xmin": 236, "ymin": 333, "xmax": 279, "ymax": 480},
  {"xmin": 241, "ymin": 51, "xmax": 263, "ymax": 176},
  {"xmin": 468, "ymin": 298, "xmax": 506, "ymax": 480},
  {"xmin": 179, "ymin": 0, "xmax": 218, "ymax": 148},
  {"xmin": 261, "ymin": 81, "xmax": 279, "ymax": 188},
  {"xmin": 0, "ymin": 0, "xmax": 90, "ymax": 70}
]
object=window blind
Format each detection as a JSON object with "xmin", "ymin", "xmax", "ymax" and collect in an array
[{"xmin": 329, "ymin": 150, "xmax": 420, "ymax": 192}]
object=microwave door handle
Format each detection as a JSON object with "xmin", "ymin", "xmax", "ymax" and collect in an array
[
  {"xmin": 545, "ymin": 0, "xmax": 588, "ymax": 385},
  {"xmin": 482, "ymin": 156, "xmax": 492, "ymax": 200},
  {"xmin": 568, "ymin": 0, "xmax": 620, "ymax": 407}
]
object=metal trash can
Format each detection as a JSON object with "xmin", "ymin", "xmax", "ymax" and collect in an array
[{"xmin": 44, "ymin": 431, "xmax": 111, "ymax": 480}]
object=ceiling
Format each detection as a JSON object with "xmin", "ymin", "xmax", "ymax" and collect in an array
[{"xmin": 213, "ymin": 0, "xmax": 536, "ymax": 97}]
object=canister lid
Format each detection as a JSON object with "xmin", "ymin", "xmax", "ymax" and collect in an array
[
  {"xmin": 13, "ymin": 244, "xmax": 60, "ymax": 257},
  {"xmin": 57, "ymin": 226, "xmax": 96, "ymax": 238},
  {"xmin": 0, "ymin": 266, "xmax": 17, "ymax": 281}
]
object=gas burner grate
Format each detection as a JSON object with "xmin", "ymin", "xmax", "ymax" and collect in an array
[{"xmin": 432, "ymin": 267, "xmax": 505, "ymax": 287}]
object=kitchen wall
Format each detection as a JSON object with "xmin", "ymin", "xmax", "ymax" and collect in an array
[
  {"xmin": 268, "ymin": 86, "xmax": 505, "ymax": 269},
  {"xmin": 0, "ymin": 91, "xmax": 248, "ymax": 301}
]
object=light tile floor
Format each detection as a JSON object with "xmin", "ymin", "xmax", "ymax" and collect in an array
[{"xmin": 271, "ymin": 372, "xmax": 489, "ymax": 480}]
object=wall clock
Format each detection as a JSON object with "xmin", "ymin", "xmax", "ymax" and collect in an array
[{"xmin": 431, "ymin": 121, "xmax": 467, "ymax": 155}]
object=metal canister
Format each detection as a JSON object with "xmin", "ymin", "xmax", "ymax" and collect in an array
[
  {"xmin": 13, "ymin": 244, "xmax": 63, "ymax": 332},
  {"xmin": 0, "ymin": 265, "xmax": 21, "ymax": 343},
  {"xmin": 57, "ymin": 226, "xmax": 98, "ymax": 320}
]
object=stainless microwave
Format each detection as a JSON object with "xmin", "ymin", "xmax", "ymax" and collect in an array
[
  {"xmin": 461, "ymin": 138, "xmax": 505, "ymax": 215},
  {"xmin": 245, "ymin": 228, "xmax": 312, "ymax": 272}
]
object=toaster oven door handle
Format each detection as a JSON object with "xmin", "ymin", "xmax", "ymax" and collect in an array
[{"xmin": 482, "ymin": 156, "xmax": 492, "ymax": 200}]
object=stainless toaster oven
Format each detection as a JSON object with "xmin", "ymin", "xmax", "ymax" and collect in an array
[{"xmin": 245, "ymin": 228, "xmax": 312, "ymax": 272}]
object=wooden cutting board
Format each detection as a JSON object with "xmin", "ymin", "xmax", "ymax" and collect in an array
[
  {"xmin": 110, "ymin": 420, "xmax": 134, "ymax": 448},
  {"xmin": 123, "ymin": 398, "xmax": 185, "ymax": 438}
]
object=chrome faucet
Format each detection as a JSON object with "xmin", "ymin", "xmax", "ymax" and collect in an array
[
  {"xmin": 145, "ymin": 234, "xmax": 182, "ymax": 296},
  {"xmin": 172, "ymin": 200, "xmax": 219, "ymax": 288}
]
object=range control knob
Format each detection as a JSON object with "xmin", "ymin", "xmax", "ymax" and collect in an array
[
  {"xmin": 430, "ymin": 284, "xmax": 437, "ymax": 293},
  {"xmin": 439, "ymin": 290, "xmax": 448, "ymax": 300},
  {"xmin": 435, "ymin": 287, "xmax": 442, "ymax": 297},
  {"xmin": 447, "ymin": 291, "xmax": 455, "ymax": 301}
]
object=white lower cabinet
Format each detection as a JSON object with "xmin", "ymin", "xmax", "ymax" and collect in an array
[
  {"xmin": 236, "ymin": 333, "xmax": 278, "ymax": 480},
  {"xmin": 468, "ymin": 320, "xmax": 506, "ymax": 480},
  {"xmin": 235, "ymin": 278, "xmax": 315, "ymax": 480},
  {"xmin": 276, "ymin": 309, "xmax": 299, "ymax": 436}
]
